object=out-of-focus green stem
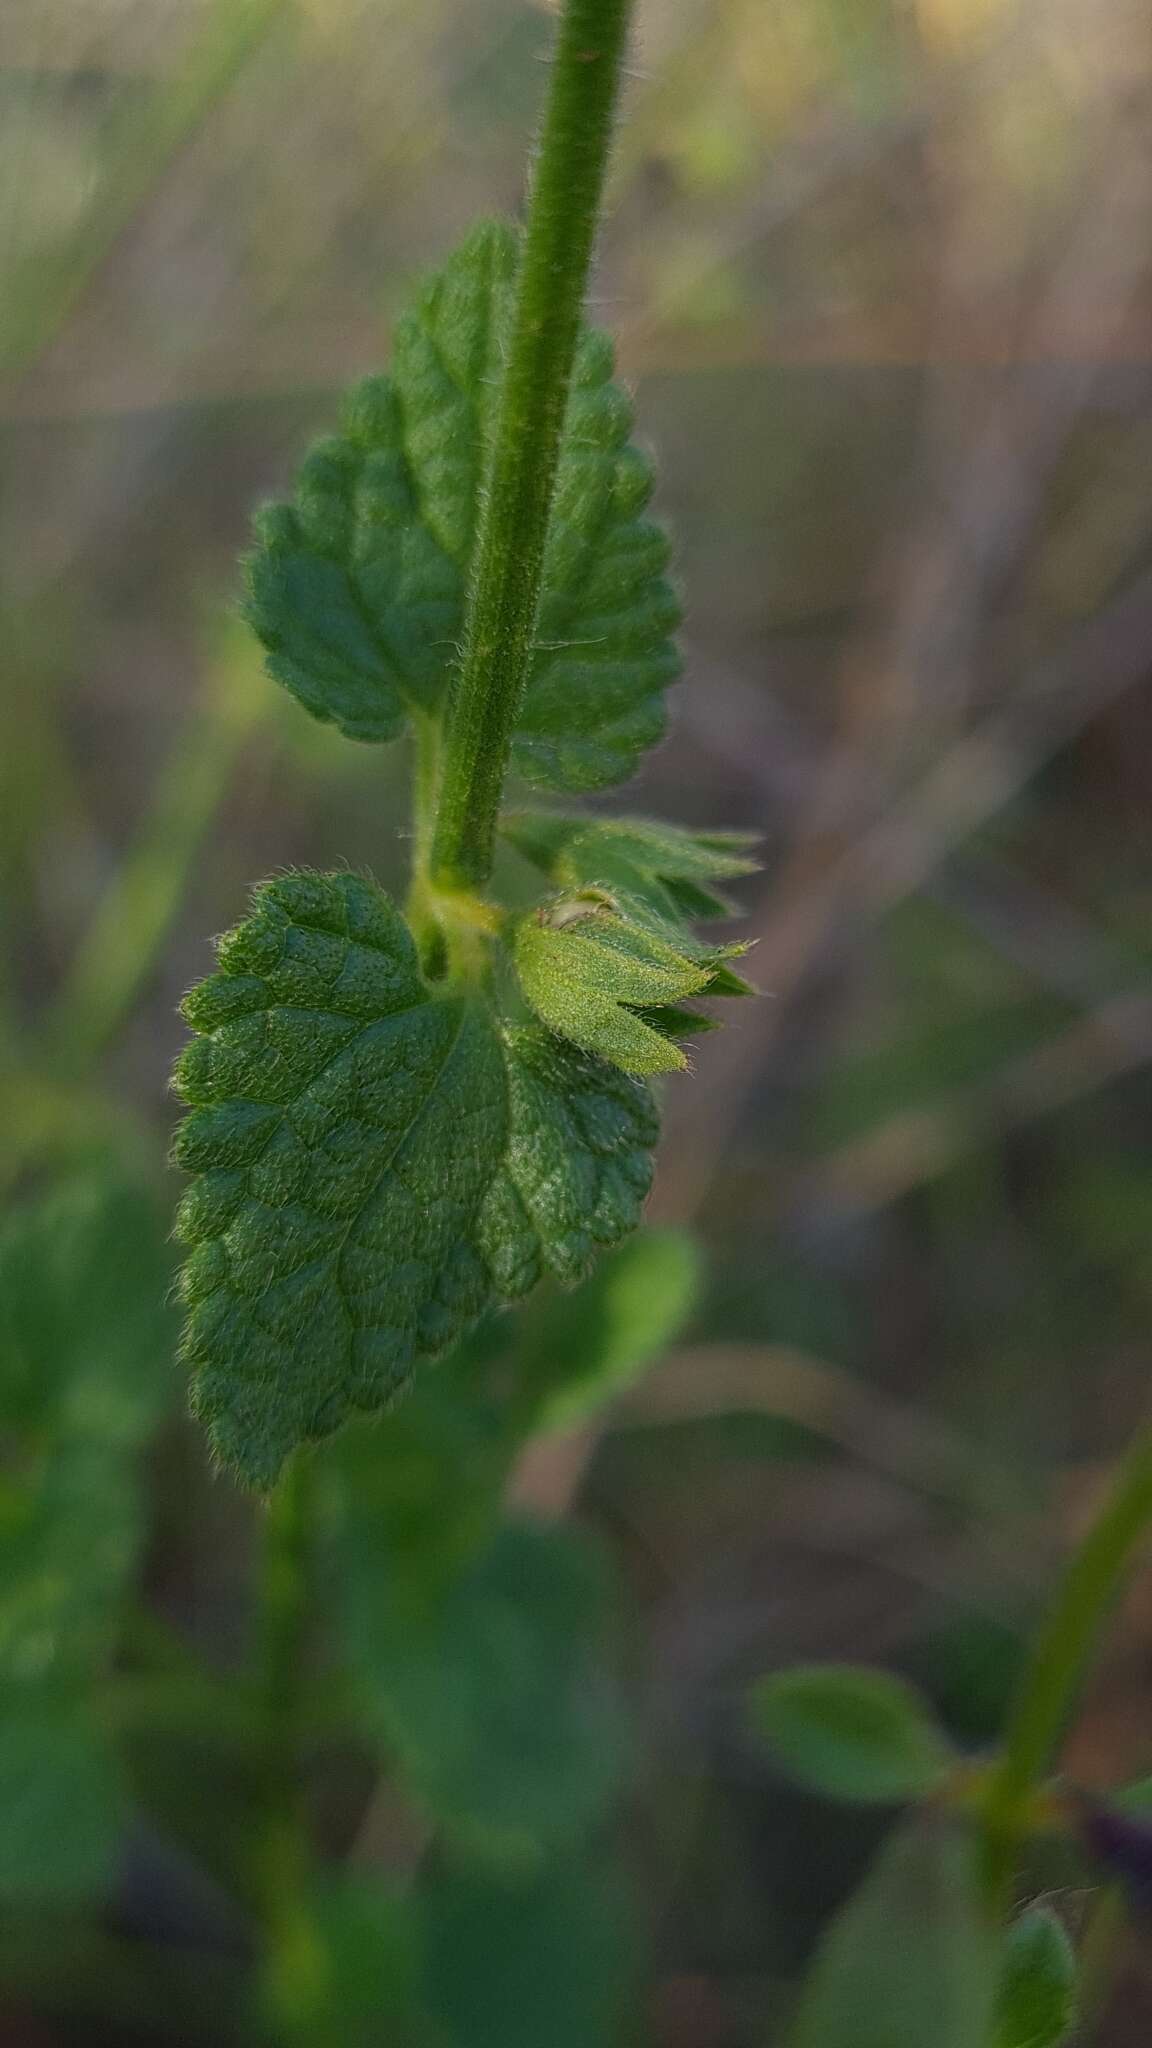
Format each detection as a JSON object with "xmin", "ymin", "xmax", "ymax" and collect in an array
[
  {"xmin": 47, "ymin": 631, "xmax": 267, "ymax": 1076},
  {"xmin": 981, "ymin": 1416, "xmax": 1152, "ymax": 1912},
  {"xmin": 255, "ymin": 1454, "xmax": 336, "ymax": 2046},
  {"xmin": 0, "ymin": 0, "xmax": 290, "ymax": 382}
]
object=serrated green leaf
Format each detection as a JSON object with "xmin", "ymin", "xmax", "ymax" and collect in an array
[
  {"xmin": 423, "ymin": 1852, "xmax": 634, "ymax": 2048},
  {"xmin": 749, "ymin": 1663, "xmax": 952, "ymax": 1805},
  {"xmin": 173, "ymin": 876, "xmax": 661, "ymax": 1485},
  {"xmin": 995, "ymin": 1907, "xmax": 1076, "ymax": 2048},
  {"xmin": 790, "ymin": 1814, "xmax": 996, "ymax": 2048},
  {"xmin": 0, "ymin": 1703, "xmax": 124, "ymax": 1907},
  {"xmin": 246, "ymin": 221, "xmax": 680, "ymax": 789},
  {"xmin": 508, "ymin": 817, "xmax": 758, "ymax": 1052},
  {"xmin": 333, "ymin": 1510, "xmax": 623, "ymax": 1860},
  {"xmin": 514, "ymin": 897, "xmax": 714, "ymax": 1074},
  {"xmin": 478, "ymin": 1025, "xmax": 659, "ymax": 1293},
  {"xmin": 173, "ymin": 870, "xmax": 508, "ymax": 1488}
]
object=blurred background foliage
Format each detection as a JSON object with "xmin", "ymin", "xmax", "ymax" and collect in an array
[{"xmin": 4, "ymin": 0, "xmax": 1152, "ymax": 2039}]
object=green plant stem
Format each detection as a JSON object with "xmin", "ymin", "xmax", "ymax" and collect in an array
[
  {"xmin": 255, "ymin": 1455, "xmax": 331, "ymax": 2042},
  {"xmin": 981, "ymin": 1416, "xmax": 1152, "ymax": 1911},
  {"xmin": 430, "ymin": 0, "xmax": 634, "ymax": 891}
]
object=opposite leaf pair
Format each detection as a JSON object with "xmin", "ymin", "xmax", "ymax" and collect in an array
[{"xmin": 172, "ymin": 218, "xmax": 756, "ymax": 1487}]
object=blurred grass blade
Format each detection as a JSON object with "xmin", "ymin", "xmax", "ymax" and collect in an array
[
  {"xmin": 47, "ymin": 618, "xmax": 268, "ymax": 1076},
  {"xmin": 0, "ymin": 0, "xmax": 291, "ymax": 381}
]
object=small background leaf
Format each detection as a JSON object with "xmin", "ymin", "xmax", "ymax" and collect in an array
[
  {"xmin": 750, "ymin": 1663, "xmax": 952, "ymax": 1804},
  {"xmin": 331, "ymin": 1499, "xmax": 624, "ymax": 1861},
  {"xmin": 790, "ymin": 1814, "xmax": 996, "ymax": 2048},
  {"xmin": 994, "ymin": 1906, "xmax": 1076, "ymax": 2048},
  {"xmin": 514, "ymin": 906, "xmax": 708, "ymax": 1074}
]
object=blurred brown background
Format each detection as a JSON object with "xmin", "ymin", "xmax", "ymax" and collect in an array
[{"xmin": 5, "ymin": 0, "xmax": 1152, "ymax": 2039}]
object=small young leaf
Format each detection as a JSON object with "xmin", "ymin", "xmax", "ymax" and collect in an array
[
  {"xmin": 173, "ymin": 870, "xmax": 508, "ymax": 1487},
  {"xmin": 749, "ymin": 1663, "xmax": 952, "ymax": 1804},
  {"xmin": 504, "ymin": 811, "xmax": 759, "ymax": 922},
  {"xmin": 334, "ymin": 1511, "xmax": 622, "ymax": 1859},
  {"xmin": 514, "ymin": 897, "xmax": 715, "ymax": 1074},
  {"xmin": 423, "ymin": 1851, "xmax": 634, "ymax": 2048},
  {"xmin": 995, "ymin": 1907, "xmax": 1076, "ymax": 2048},
  {"xmin": 246, "ymin": 221, "xmax": 680, "ymax": 789},
  {"xmin": 509, "ymin": 817, "xmax": 757, "ymax": 1056},
  {"xmin": 790, "ymin": 1814, "xmax": 996, "ymax": 2048}
]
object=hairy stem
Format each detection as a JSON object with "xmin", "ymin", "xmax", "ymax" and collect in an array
[
  {"xmin": 430, "ymin": 0, "xmax": 635, "ymax": 891},
  {"xmin": 981, "ymin": 1416, "xmax": 1152, "ymax": 1910}
]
